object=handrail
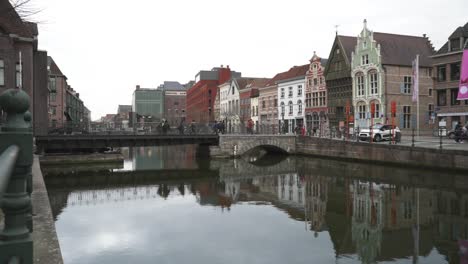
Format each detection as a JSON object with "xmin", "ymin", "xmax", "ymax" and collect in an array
[{"xmin": 0, "ymin": 145, "xmax": 19, "ymax": 196}]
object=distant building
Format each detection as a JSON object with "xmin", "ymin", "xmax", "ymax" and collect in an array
[
  {"xmin": 0, "ymin": 1, "xmax": 48, "ymax": 135},
  {"xmin": 132, "ymin": 85, "xmax": 164, "ymax": 124},
  {"xmin": 186, "ymin": 66, "xmax": 240, "ymax": 123},
  {"xmin": 305, "ymin": 52, "xmax": 328, "ymax": 135},
  {"xmin": 351, "ymin": 20, "xmax": 434, "ymax": 132},
  {"xmin": 47, "ymin": 56, "xmax": 67, "ymax": 128},
  {"xmin": 115, "ymin": 104, "xmax": 131, "ymax": 129},
  {"xmin": 277, "ymin": 64, "xmax": 309, "ymax": 133},
  {"xmin": 325, "ymin": 35, "xmax": 357, "ymax": 130},
  {"xmin": 431, "ymin": 22, "xmax": 468, "ymax": 129},
  {"xmin": 158, "ymin": 81, "xmax": 187, "ymax": 126}
]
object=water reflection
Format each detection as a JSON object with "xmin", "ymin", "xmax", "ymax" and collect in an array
[{"xmin": 43, "ymin": 146, "xmax": 468, "ymax": 264}]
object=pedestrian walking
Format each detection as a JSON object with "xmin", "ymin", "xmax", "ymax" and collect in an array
[{"xmin": 455, "ymin": 122, "xmax": 463, "ymax": 143}]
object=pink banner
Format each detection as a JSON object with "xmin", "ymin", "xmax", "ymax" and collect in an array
[{"xmin": 458, "ymin": 50, "xmax": 468, "ymax": 100}]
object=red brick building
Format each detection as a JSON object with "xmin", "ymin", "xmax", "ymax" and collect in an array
[
  {"xmin": 186, "ymin": 66, "xmax": 240, "ymax": 123},
  {"xmin": 0, "ymin": 1, "xmax": 49, "ymax": 135}
]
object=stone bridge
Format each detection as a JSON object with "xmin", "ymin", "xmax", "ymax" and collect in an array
[{"xmin": 210, "ymin": 135, "xmax": 296, "ymax": 157}]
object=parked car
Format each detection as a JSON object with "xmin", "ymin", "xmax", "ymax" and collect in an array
[{"xmin": 359, "ymin": 124, "xmax": 401, "ymax": 142}]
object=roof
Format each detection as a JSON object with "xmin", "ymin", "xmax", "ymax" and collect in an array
[
  {"xmin": 320, "ymin": 58, "xmax": 329, "ymax": 67},
  {"xmin": 435, "ymin": 22, "xmax": 468, "ymax": 55},
  {"xmin": 246, "ymin": 78, "xmax": 270, "ymax": 89},
  {"xmin": 275, "ymin": 64, "xmax": 309, "ymax": 84},
  {"xmin": 47, "ymin": 56, "xmax": 65, "ymax": 76},
  {"xmin": 337, "ymin": 35, "xmax": 358, "ymax": 63},
  {"xmin": 117, "ymin": 105, "xmax": 132, "ymax": 114},
  {"xmin": 372, "ymin": 32, "xmax": 434, "ymax": 67},
  {"xmin": 0, "ymin": 1, "xmax": 35, "ymax": 38},
  {"xmin": 159, "ymin": 81, "xmax": 186, "ymax": 91}
]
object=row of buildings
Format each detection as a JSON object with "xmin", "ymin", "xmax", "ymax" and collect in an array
[
  {"xmin": 181, "ymin": 20, "xmax": 468, "ymax": 134},
  {"xmin": 0, "ymin": 1, "xmax": 90, "ymax": 135},
  {"xmin": 107, "ymin": 20, "xmax": 467, "ymax": 134}
]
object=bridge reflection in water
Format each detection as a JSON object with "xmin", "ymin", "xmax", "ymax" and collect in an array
[{"xmin": 43, "ymin": 145, "xmax": 468, "ymax": 264}]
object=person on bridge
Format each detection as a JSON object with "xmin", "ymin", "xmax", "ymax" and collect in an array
[
  {"xmin": 455, "ymin": 122, "xmax": 464, "ymax": 143},
  {"xmin": 247, "ymin": 119, "xmax": 254, "ymax": 134},
  {"xmin": 190, "ymin": 120, "xmax": 196, "ymax": 135}
]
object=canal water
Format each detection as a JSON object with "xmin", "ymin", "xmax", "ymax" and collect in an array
[{"xmin": 42, "ymin": 145, "xmax": 468, "ymax": 264}]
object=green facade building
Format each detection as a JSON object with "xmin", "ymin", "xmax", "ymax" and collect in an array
[{"xmin": 132, "ymin": 86, "xmax": 164, "ymax": 121}]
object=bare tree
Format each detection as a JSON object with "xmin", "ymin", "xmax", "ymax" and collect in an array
[{"xmin": 8, "ymin": 0, "xmax": 41, "ymax": 22}]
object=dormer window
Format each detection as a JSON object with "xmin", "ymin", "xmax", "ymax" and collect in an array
[
  {"xmin": 450, "ymin": 38, "xmax": 461, "ymax": 51},
  {"xmin": 363, "ymin": 41, "xmax": 367, "ymax": 48},
  {"xmin": 313, "ymin": 64, "xmax": 317, "ymax": 69}
]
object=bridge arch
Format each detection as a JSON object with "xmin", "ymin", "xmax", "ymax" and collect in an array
[{"xmin": 214, "ymin": 135, "xmax": 296, "ymax": 157}]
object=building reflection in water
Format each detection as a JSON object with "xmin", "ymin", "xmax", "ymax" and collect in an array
[{"xmin": 45, "ymin": 153, "xmax": 468, "ymax": 264}]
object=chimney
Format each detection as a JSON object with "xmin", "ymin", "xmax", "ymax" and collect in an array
[
  {"xmin": 423, "ymin": 34, "xmax": 426, "ymax": 38},
  {"xmin": 221, "ymin": 64, "xmax": 223, "ymax": 68},
  {"xmin": 227, "ymin": 65, "xmax": 230, "ymax": 69},
  {"xmin": 136, "ymin": 85, "xmax": 140, "ymax": 90}
]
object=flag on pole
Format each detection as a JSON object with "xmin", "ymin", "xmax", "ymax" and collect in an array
[
  {"xmin": 412, "ymin": 55, "xmax": 419, "ymax": 103},
  {"xmin": 457, "ymin": 49, "xmax": 468, "ymax": 100}
]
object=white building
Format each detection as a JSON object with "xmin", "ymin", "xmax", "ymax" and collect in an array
[{"xmin": 277, "ymin": 65, "xmax": 309, "ymax": 133}]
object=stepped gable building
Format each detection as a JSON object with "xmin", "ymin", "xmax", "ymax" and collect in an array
[
  {"xmin": 0, "ymin": 1, "xmax": 48, "ymax": 135},
  {"xmin": 325, "ymin": 35, "xmax": 357, "ymax": 130},
  {"xmin": 277, "ymin": 64, "xmax": 309, "ymax": 133},
  {"xmin": 305, "ymin": 52, "xmax": 328, "ymax": 135},
  {"xmin": 351, "ymin": 20, "xmax": 434, "ymax": 132},
  {"xmin": 431, "ymin": 22, "xmax": 468, "ymax": 129},
  {"xmin": 186, "ymin": 65, "xmax": 240, "ymax": 123}
]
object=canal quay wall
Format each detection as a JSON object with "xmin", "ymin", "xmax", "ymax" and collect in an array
[
  {"xmin": 295, "ymin": 136, "xmax": 468, "ymax": 171},
  {"xmin": 31, "ymin": 156, "xmax": 64, "ymax": 264},
  {"xmin": 211, "ymin": 135, "xmax": 468, "ymax": 171}
]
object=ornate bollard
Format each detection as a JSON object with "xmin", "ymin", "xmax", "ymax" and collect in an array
[{"xmin": 0, "ymin": 89, "xmax": 33, "ymax": 264}]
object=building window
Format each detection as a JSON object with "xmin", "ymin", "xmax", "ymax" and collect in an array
[
  {"xmin": 16, "ymin": 63, "xmax": 21, "ymax": 88},
  {"xmin": 358, "ymin": 104, "xmax": 366, "ymax": 119},
  {"xmin": 451, "ymin": 88, "xmax": 460, "ymax": 105},
  {"xmin": 369, "ymin": 72, "xmax": 378, "ymax": 94},
  {"xmin": 361, "ymin": 54, "xmax": 369, "ymax": 65},
  {"xmin": 429, "ymin": 88, "xmax": 432, "ymax": 97},
  {"xmin": 403, "ymin": 76, "xmax": 412, "ymax": 94},
  {"xmin": 308, "ymin": 79, "xmax": 312, "ymax": 87},
  {"xmin": 437, "ymin": 90, "xmax": 446, "ymax": 106},
  {"xmin": 313, "ymin": 78, "xmax": 318, "ymax": 86},
  {"xmin": 298, "ymin": 100, "xmax": 302, "ymax": 114},
  {"xmin": 312, "ymin": 93, "xmax": 318, "ymax": 107},
  {"xmin": 50, "ymin": 92, "xmax": 56, "ymax": 102},
  {"xmin": 306, "ymin": 93, "xmax": 311, "ymax": 108},
  {"xmin": 320, "ymin": 77, "xmax": 323, "ymax": 85},
  {"xmin": 274, "ymin": 98, "xmax": 277, "ymax": 107},
  {"xmin": 231, "ymin": 86, "xmax": 234, "ymax": 95},
  {"xmin": 49, "ymin": 77, "xmax": 56, "ymax": 92},
  {"xmin": 403, "ymin": 106, "xmax": 411, "ymax": 129},
  {"xmin": 262, "ymin": 100, "xmax": 266, "ymax": 109},
  {"xmin": 51, "ymin": 106, "xmax": 56, "ymax": 115},
  {"xmin": 298, "ymin": 85, "xmax": 302, "ymax": 96},
  {"xmin": 281, "ymin": 88, "xmax": 285, "ymax": 98},
  {"xmin": 450, "ymin": 63, "xmax": 461, "ymax": 81},
  {"xmin": 319, "ymin": 91, "xmax": 326, "ymax": 106},
  {"xmin": 437, "ymin": 65, "xmax": 446, "ymax": 82},
  {"xmin": 0, "ymin": 59, "xmax": 4, "ymax": 86},
  {"xmin": 356, "ymin": 74, "xmax": 364, "ymax": 96},
  {"xmin": 255, "ymin": 106, "xmax": 258, "ymax": 115},
  {"xmin": 280, "ymin": 102, "xmax": 285, "ymax": 115},
  {"xmin": 288, "ymin": 87, "xmax": 293, "ymax": 97},
  {"xmin": 288, "ymin": 101, "xmax": 293, "ymax": 115},
  {"xmin": 372, "ymin": 103, "xmax": 380, "ymax": 118},
  {"xmin": 363, "ymin": 41, "xmax": 367, "ymax": 48}
]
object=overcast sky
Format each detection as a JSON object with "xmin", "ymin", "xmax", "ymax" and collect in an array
[{"xmin": 30, "ymin": 0, "xmax": 468, "ymax": 120}]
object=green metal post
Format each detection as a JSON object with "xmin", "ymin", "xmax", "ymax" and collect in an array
[{"xmin": 0, "ymin": 89, "xmax": 33, "ymax": 264}]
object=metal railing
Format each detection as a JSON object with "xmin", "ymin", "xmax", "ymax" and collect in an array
[{"xmin": 0, "ymin": 88, "xmax": 33, "ymax": 264}]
